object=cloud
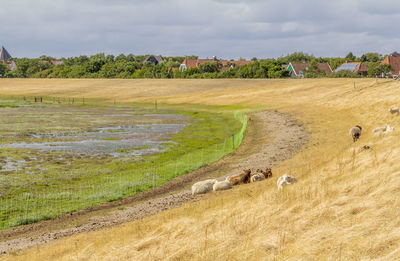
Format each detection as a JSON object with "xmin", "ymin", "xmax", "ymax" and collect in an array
[{"xmin": 1, "ymin": 0, "xmax": 400, "ymax": 58}]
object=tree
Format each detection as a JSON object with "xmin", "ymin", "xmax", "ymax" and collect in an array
[
  {"xmin": 345, "ymin": 52, "xmax": 356, "ymax": 62},
  {"xmin": 279, "ymin": 52, "xmax": 314, "ymax": 63},
  {"xmin": 0, "ymin": 62, "xmax": 7, "ymax": 77},
  {"xmin": 367, "ymin": 63, "xmax": 393, "ymax": 77},
  {"xmin": 198, "ymin": 62, "xmax": 222, "ymax": 73},
  {"xmin": 360, "ymin": 53, "xmax": 381, "ymax": 62}
]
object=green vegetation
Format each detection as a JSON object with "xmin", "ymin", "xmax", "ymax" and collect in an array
[
  {"xmin": 0, "ymin": 97, "xmax": 247, "ymax": 230},
  {"xmin": 1, "ymin": 51, "xmax": 395, "ymax": 79}
]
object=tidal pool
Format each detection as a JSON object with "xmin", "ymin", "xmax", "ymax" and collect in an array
[{"xmin": 1, "ymin": 114, "xmax": 188, "ymax": 157}]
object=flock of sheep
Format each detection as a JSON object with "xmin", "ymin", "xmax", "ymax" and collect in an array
[
  {"xmin": 192, "ymin": 106, "xmax": 399, "ymax": 196},
  {"xmin": 191, "ymin": 167, "xmax": 298, "ymax": 195},
  {"xmin": 349, "ymin": 106, "xmax": 398, "ymax": 143}
]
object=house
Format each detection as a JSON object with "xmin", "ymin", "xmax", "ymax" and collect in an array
[
  {"xmin": 287, "ymin": 62, "xmax": 333, "ymax": 77},
  {"xmin": 179, "ymin": 56, "xmax": 252, "ymax": 72},
  {"xmin": 143, "ymin": 55, "xmax": 164, "ymax": 65},
  {"xmin": 7, "ymin": 61, "xmax": 16, "ymax": 71},
  {"xmin": 381, "ymin": 52, "xmax": 400, "ymax": 75},
  {"xmin": 51, "ymin": 60, "xmax": 64, "ymax": 65},
  {"xmin": 335, "ymin": 62, "xmax": 368, "ymax": 76},
  {"xmin": 0, "ymin": 46, "xmax": 11, "ymax": 62},
  {"xmin": 0, "ymin": 46, "xmax": 16, "ymax": 71},
  {"xmin": 179, "ymin": 57, "xmax": 217, "ymax": 71}
]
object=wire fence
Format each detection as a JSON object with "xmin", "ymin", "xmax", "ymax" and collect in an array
[{"xmin": 0, "ymin": 112, "xmax": 247, "ymax": 230}]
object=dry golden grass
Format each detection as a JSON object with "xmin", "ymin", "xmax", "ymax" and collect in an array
[{"xmin": 2, "ymin": 78, "xmax": 400, "ymax": 260}]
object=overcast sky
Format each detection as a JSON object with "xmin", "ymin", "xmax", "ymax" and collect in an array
[{"xmin": 2, "ymin": 0, "xmax": 400, "ymax": 59}]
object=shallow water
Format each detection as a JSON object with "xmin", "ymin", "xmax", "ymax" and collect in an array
[{"xmin": 2, "ymin": 123, "xmax": 185, "ymax": 156}]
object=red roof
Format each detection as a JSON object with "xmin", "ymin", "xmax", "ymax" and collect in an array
[
  {"xmin": 382, "ymin": 54, "xmax": 400, "ymax": 75},
  {"xmin": 182, "ymin": 57, "xmax": 252, "ymax": 68},
  {"xmin": 182, "ymin": 58, "xmax": 216, "ymax": 69},
  {"xmin": 289, "ymin": 62, "xmax": 333, "ymax": 75},
  {"xmin": 355, "ymin": 62, "xmax": 368, "ymax": 73}
]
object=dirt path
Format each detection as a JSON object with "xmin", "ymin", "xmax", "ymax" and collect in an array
[{"xmin": 0, "ymin": 110, "xmax": 309, "ymax": 254}]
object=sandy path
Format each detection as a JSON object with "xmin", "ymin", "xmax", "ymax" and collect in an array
[{"xmin": 0, "ymin": 110, "xmax": 309, "ymax": 254}]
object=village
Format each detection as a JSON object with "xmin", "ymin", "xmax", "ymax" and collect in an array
[{"xmin": 1, "ymin": 45, "xmax": 400, "ymax": 78}]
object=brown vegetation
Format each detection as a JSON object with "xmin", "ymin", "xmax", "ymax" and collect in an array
[{"xmin": 1, "ymin": 78, "xmax": 400, "ymax": 260}]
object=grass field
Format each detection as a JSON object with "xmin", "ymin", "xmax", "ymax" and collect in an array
[
  {"xmin": 0, "ymin": 96, "xmax": 245, "ymax": 230},
  {"xmin": 2, "ymin": 78, "xmax": 400, "ymax": 260}
]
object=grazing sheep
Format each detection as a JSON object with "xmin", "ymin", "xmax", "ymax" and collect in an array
[
  {"xmin": 373, "ymin": 126, "xmax": 387, "ymax": 134},
  {"xmin": 256, "ymin": 168, "xmax": 273, "ymax": 179},
  {"xmin": 373, "ymin": 125, "xmax": 394, "ymax": 135},
  {"xmin": 192, "ymin": 179, "xmax": 217, "ymax": 195},
  {"xmin": 229, "ymin": 169, "xmax": 251, "ymax": 186},
  {"xmin": 349, "ymin": 125, "xmax": 362, "ymax": 142},
  {"xmin": 250, "ymin": 173, "xmax": 266, "ymax": 183},
  {"xmin": 213, "ymin": 178, "xmax": 233, "ymax": 191},
  {"xmin": 277, "ymin": 174, "xmax": 297, "ymax": 190},
  {"xmin": 389, "ymin": 107, "xmax": 399, "ymax": 115}
]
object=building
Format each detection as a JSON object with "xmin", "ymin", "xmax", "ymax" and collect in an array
[
  {"xmin": 287, "ymin": 62, "xmax": 333, "ymax": 77},
  {"xmin": 0, "ymin": 46, "xmax": 11, "ymax": 62},
  {"xmin": 143, "ymin": 55, "xmax": 164, "ymax": 65},
  {"xmin": 335, "ymin": 62, "xmax": 368, "ymax": 76},
  {"xmin": 179, "ymin": 56, "xmax": 252, "ymax": 72},
  {"xmin": 7, "ymin": 61, "xmax": 16, "ymax": 71},
  {"xmin": 381, "ymin": 52, "xmax": 400, "ymax": 75},
  {"xmin": 51, "ymin": 60, "xmax": 64, "ymax": 65},
  {"xmin": 0, "ymin": 46, "xmax": 16, "ymax": 72}
]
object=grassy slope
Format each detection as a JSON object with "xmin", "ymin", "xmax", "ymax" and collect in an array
[
  {"xmin": 2, "ymin": 78, "xmax": 400, "ymax": 260},
  {"xmin": 0, "ymin": 99, "xmax": 243, "ymax": 229}
]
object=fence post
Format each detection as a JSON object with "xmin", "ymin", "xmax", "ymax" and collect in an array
[{"xmin": 232, "ymin": 134, "xmax": 235, "ymax": 150}]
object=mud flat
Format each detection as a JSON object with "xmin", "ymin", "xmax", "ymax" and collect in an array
[{"xmin": 0, "ymin": 110, "xmax": 309, "ymax": 254}]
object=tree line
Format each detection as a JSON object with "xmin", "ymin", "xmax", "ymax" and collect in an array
[{"xmin": 0, "ymin": 52, "xmax": 393, "ymax": 79}]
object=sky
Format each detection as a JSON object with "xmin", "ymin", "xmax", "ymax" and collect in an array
[{"xmin": 2, "ymin": 0, "xmax": 400, "ymax": 59}]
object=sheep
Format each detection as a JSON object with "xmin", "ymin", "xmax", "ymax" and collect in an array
[
  {"xmin": 277, "ymin": 174, "xmax": 297, "ymax": 190},
  {"xmin": 349, "ymin": 125, "xmax": 362, "ymax": 142},
  {"xmin": 229, "ymin": 169, "xmax": 251, "ymax": 186},
  {"xmin": 213, "ymin": 177, "xmax": 233, "ymax": 191},
  {"xmin": 256, "ymin": 168, "xmax": 273, "ymax": 179},
  {"xmin": 373, "ymin": 126, "xmax": 387, "ymax": 134},
  {"xmin": 250, "ymin": 173, "xmax": 266, "ymax": 183},
  {"xmin": 389, "ymin": 107, "xmax": 399, "ymax": 115},
  {"xmin": 373, "ymin": 125, "xmax": 394, "ymax": 135},
  {"xmin": 191, "ymin": 179, "xmax": 217, "ymax": 195}
]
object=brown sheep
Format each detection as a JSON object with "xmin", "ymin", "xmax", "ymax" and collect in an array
[
  {"xmin": 256, "ymin": 168, "xmax": 272, "ymax": 179},
  {"xmin": 349, "ymin": 125, "xmax": 362, "ymax": 142},
  {"xmin": 229, "ymin": 169, "xmax": 251, "ymax": 186}
]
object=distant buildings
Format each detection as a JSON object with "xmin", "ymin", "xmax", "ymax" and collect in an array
[
  {"xmin": 287, "ymin": 62, "xmax": 333, "ymax": 77},
  {"xmin": 51, "ymin": 60, "xmax": 64, "ymax": 65},
  {"xmin": 335, "ymin": 62, "xmax": 368, "ymax": 76},
  {"xmin": 381, "ymin": 52, "xmax": 400, "ymax": 75},
  {"xmin": 0, "ymin": 46, "xmax": 16, "ymax": 71},
  {"xmin": 143, "ymin": 55, "xmax": 164, "ymax": 65},
  {"xmin": 179, "ymin": 56, "xmax": 252, "ymax": 72},
  {"xmin": 0, "ymin": 46, "xmax": 11, "ymax": 61}
]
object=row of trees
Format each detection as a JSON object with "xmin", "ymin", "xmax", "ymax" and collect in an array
[{"xmin": 0, "ymin": 52, "xmax": 393, "ymax": 79}]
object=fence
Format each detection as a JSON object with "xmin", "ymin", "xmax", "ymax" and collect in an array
[{"xmin": 0, "ymin": 112, "xmax": 247, "ymax": 230}]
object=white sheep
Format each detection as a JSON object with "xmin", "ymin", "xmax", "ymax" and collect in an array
[
  {"xmin": 389, "ymin": 107, "xmax": 399, "ymax": 115},
  {"xmin": 373, "ymin": 126, "xmax": 387, "ymax": 134},
  {"xmin": 250, "ymin": 173, "xmax": 266, "ymax": 183},
  {"xmin": 277, "ymin": 174, "xmax": 297, "ymax": 190},
  {"xmin": 191, "ymin": 179, "xmax": 217, "ymax": 195},
  {"xmin": 373, "ymin": 125, "xmax": 394, "ymax": 135},
  {"xmin": 213, "ymin": 177, "xmax": 233, "ymax": 191},
  {"xmin": 349, "ymin": 125, "xmax": 362, "ymax": 142}
]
